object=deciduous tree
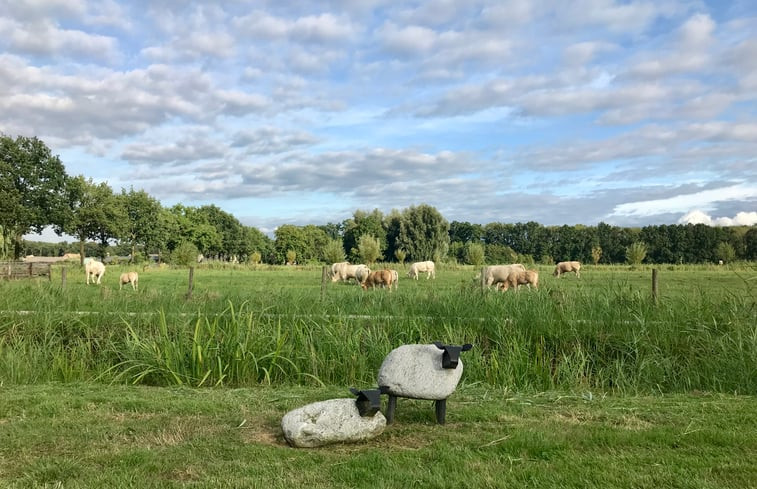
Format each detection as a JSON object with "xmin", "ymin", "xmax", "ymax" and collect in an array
[{"xmin": 0, "ymin": 135, "xmax": 69, "ymax": 258}]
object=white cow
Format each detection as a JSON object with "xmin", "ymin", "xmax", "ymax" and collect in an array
[
  {"xmin": 481, "ymin": 264, "xmax": 526, "ymax": 289},
  {"xmin": 331, "ymin": 262, "xmax": 371, "ymax": 285},
  {"xmin": 407, "ymin": 261, "xmax": 436, "ymax": 280},
  {"xmin": 553, "ymin": 261, "xmax": 581, "ymax": 278},
  {"xmin": 85, "ymin": 260, "xmax": 106, "ymax": 285}
]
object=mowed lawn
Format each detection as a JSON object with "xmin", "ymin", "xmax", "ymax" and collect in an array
[{"xmin": 0, "ymin": 262, "xmax": 756, "ymax": 488}]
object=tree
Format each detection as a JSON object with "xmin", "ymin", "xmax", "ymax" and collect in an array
[
  {"xmin": 465, "ymin": 242, "xmax": 485, "ymax": 266},
  {"xmin": 118, "ymin": 187, "xmax": 163, "ymax": 262},
  {"xmin": 243, "ymin": 226, "xmax": 273, "ymax": 264},
  {"xmin": 714, "ymin": 242, "xmax": 736, "ymax": 264},
  {"xmin": 394, "ymin": 249, "xmax": 406, "ymax": 265},
  {"xmin": 449, "ymin": 221, "xmax": 484, "ymax": 244},
  {"xmin": 591, "ymin": 246, "xmax": 602, "ymax": 265},
  {"xmin": 396, "ymin": 204, "xmax": 449, "ymax": 262},
  {"xmin": 274, "ymin": 225, "xmax": 306, "ymax": 264},
  {"xmin": 318, "ymin": 222, "xmax": 343, "ymax": 240},
  {"xmin": 357, "ymin": 234, "xmax": 382, "ymax": 264},
  {"xmin": 0, "ymin": 135, "xmax": 69, "ymax": 259},
  {"xmin": 745, "ymin": 227, "xmax": 757, "ymax": 261},
  {"xmin": 168, "ymin": 204, "xmax": 222, "ymax": 257},
  {"xmin": 197, "ymin": 205, "xmax": 247, "ymax": 260},
  {"xmin": 383, "ymin": 209, "xmax": 403, "ymax": 262},
  {"xmin": 626, "ymin": 241, "xmax": 647, "ymax": 266},
  {"xmin": 59, "ymin": 176, "xmax": 124, "ymax": 264},
  {"xmin": 343, "ymin": 209, "xmax": 386, "ymax": 261},
  {"xmin": 323, "ymin": 238, "xmax": 346, "ymax": 264},
  {"xmin": 170, "ymin": 241, "xmax": 200, "ymax": 267}
]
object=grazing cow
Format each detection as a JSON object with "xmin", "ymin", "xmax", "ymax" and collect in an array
[
  {"xmin": 119, "ymin": 271, "xmax": 139, "ymax": 290},
  {"xmin": 361, "ymin": 269, "xmax": 394, "ymax": 290},
  {"xmin": 481, "ymin": 264, "xmax": 525, "ymax": 288},
  {"xmin": 85, "ymin": 260, "xmax": 105, "ymax": 285},
  {"xmin": 553, "ymin": 261, "xmax": 581, "ymax": 278},
  {"xmin": 407, "ymin": 260, "xmax": 435, "ymax": 280},
  {"xmin": 330, "ymin": 262, "xmax": 370, "ymax": 285},
  {"xmin": 389, "ymin": 269, "xmax": 399, "ymax": 290},
  {"xmin": 498, "ymin": 269, "xmax": 539, "ymax": 291}
]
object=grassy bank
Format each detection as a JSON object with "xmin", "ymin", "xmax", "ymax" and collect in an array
[
  {"xmin": 1, "ymin": 383, "xmax": 756, "ymax": 488},
  {"xmin": 0, "ymin": 264, "xmax": 755, "ymax": 392}
]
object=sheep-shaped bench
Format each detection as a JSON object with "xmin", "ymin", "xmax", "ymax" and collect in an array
[{"xmin": 378, "ymin": 342, "xmax": 472, "ymax": 424}]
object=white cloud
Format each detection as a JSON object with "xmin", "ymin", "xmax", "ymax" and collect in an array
[
  {"xmin": 678, "ymin": 210, "xmax": 757, "ymax": 226},
  {"xmin": 2, "ymin": 1, "xmax": 756, "ymax": 231},
  {"xmin": 612, "ymin": 184, "xmax": 757, "ymax": 218}
]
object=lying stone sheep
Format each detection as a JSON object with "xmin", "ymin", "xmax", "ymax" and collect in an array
[
  {"xmin": 498, "ymin": 269, "xmax": 539, "ymax": 291},
  {"xmin": 85, "ymin": 260, "xmax": 105, "ymax": 285},
  {"xmin": 119, "ymin": 271, "xmax": 139, "ymax": 290}
]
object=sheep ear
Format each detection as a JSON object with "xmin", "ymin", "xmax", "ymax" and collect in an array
[
  {"xmin": 349, "ymin": 387, "xmax": 359, "ymax": 396},
  {"xmin": 433, "ymin": 341, "xmax": 444, "ymax": 349},
  {"xmin": 462, "ymin": 343, "xmax": 473, "ymax": 351}
]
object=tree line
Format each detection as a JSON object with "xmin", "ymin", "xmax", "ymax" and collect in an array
[{"xmin": 3, "ymin": 134, "xmax": 756, "ymax": 265}]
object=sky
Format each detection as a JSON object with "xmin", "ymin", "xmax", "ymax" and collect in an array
[{"xmin": 2, "ymin": 0, "xmax": 756, "ymax": 241}]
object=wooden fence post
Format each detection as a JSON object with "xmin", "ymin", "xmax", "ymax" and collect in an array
[
  {"xmin": 320, "ymin": 265, "xmax": 329, "ymax": 301},
  {"xmin": 186, "ymin": 266, "xmax": 195, "ymax": 299},
  {"xmin": 651, "ymin": 268, "xmax": 659, "ymax": 304}
]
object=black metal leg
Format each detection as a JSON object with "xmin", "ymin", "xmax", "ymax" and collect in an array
[
  {"xmin": 386, "ymin": 395, "xmax": 397, "ymax": 424},
  {"xmin": 435, "ymin": 399, "xmax": 446, "ymax": 424}
]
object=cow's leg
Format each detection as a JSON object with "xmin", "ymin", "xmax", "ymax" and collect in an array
[
  {"xmin": 385, "ymin": 395, "xmax": 397, "ymax": 424},
  {"xmin": 435, "ymin": 399, "xmax": 446, "ymax": 424}
]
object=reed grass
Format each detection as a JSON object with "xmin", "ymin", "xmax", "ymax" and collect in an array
[{"xmin": 0, "ymin": 263, "xmax": 755, "ymax": 393}]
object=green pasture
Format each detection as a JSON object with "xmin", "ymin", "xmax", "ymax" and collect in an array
[
  {"xmin": 1, "ymin": 262, "xmax": 755, "ymax": 392},
  {"xmin": 2, "ymin": 383, "xmax": 756, "ymax": 488},
  {"xmin": 1, "ymin": 263, "xmax": 756, "ymax": 488}
]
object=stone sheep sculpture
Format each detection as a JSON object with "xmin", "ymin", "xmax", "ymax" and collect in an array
[{"xmin": 378, "ymin": 342, "xmax": 472, "ymax": 424}]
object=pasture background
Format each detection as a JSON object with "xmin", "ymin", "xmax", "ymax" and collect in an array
[{"xmin": 1, "ymin": 262, "xmax": 755, "ymax": 393}]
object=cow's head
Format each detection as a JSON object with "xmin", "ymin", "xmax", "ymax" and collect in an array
[
  {"xmin": 433, "ymin": 342, "xmax": 473, "ymax": 369},
  {"xmin": 350, "ymin": 387, "xmax": 386, "ymax": 416}
]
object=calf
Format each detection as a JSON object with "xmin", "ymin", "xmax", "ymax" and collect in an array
[
  {"xmin": 361, "ymin": 269, "xmax": 394, "ymax": 290},
  {"xmin": 119, "ymin": 271, "xmax": 139, "ymax": 290},
  {"xmin": 498, "ymin": 269, "xmax": 539, "ymax": 291}
]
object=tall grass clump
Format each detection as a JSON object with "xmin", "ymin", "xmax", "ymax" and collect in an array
[{"xmin": 1, "ymin": 265, "xmax": 755, "ymax": 393}]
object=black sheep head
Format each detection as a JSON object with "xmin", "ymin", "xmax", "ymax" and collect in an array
[
  {"xmin": 349, "ymin": 387, "xmax": 386, "ymax": 416},
  {"xmin": 433, "ymin": 342, "xmax": 473, "ymax": 369}
]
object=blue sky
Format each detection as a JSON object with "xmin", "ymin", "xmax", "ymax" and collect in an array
[{"xmin": 3, "ymin": 0, "xmax": 756, "ymax": 240}]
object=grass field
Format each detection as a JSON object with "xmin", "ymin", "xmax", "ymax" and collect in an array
[{"xmin": 0, "ymin": 262, "xmax": 755, "ymax": 487}]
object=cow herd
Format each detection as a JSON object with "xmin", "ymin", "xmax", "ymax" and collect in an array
[{"xmin": 330, "ymin": 260, "xmax": 581, "ymax": 292}]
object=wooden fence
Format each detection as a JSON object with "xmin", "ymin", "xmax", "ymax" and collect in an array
[{"xmin": 0, "ymin": 261, "xmax": 52, "ymax": 280}]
